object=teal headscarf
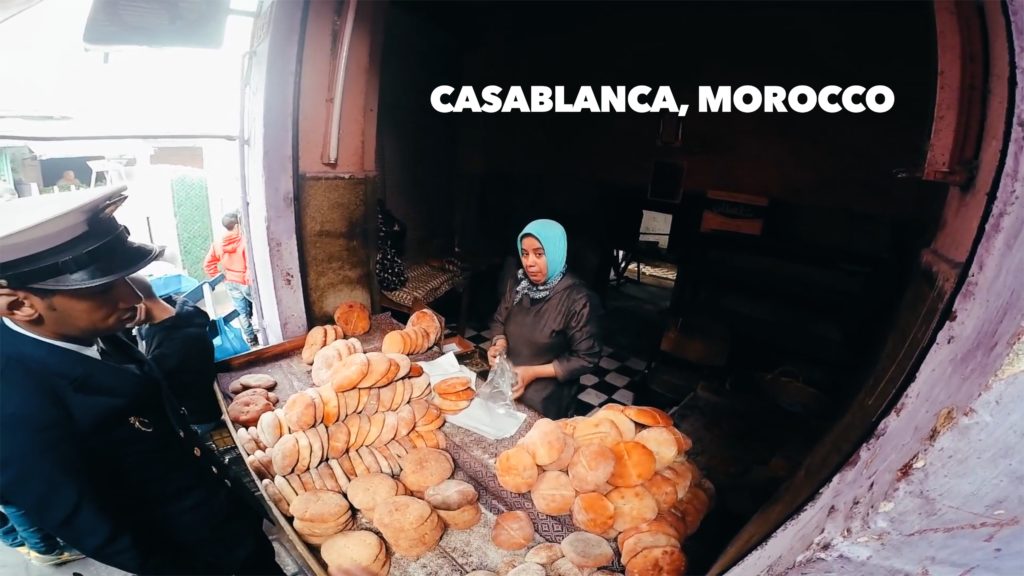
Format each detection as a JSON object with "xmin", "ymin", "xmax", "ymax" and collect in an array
[{"xmin": 514, "ymin": 219, "xmax": 568, "ymax": 304}]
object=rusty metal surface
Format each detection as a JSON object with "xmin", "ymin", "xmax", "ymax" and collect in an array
[{"xmin": 923, "ymin": 0, "xmax": 986, "ymax": 185}]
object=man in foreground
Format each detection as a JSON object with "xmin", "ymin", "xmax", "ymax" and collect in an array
[{"xmin": 0, "ymin": 186, "xmax": 281, "ymax": 575}]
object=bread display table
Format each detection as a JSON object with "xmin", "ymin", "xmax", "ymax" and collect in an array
[{"xmin": 214, "ymin": 313, "xmax": 559, "ymax": 576}]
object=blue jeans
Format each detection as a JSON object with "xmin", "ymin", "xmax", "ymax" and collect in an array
[
  {"xmin": 225, "ymin": 282, "xmax": 256, "ymax": 342},
  {"xmin": 0, "ymin": 506, "xmax": 61, "ymax": 555}
]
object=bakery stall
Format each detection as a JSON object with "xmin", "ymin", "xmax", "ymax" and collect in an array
[{"xmin": 218, "ymin": 302, "xmax": 711, "ymax": 575}]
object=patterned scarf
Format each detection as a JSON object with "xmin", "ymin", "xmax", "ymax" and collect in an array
[{"xmin": 513, "ymin": 267, "xmax": 565, "ymax": 305}]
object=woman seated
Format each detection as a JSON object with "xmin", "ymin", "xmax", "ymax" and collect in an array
[{"xmin": 488, "ymin": 219, "xmax": 602, "ymax": 418}]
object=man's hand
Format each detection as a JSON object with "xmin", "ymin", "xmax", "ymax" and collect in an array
[
  {"xmin": 488, "ymin": 337, "xmax": 508, "ymax": 366},
  {"xmin": 126, "ymin": 302, "xmax": 148, "ymax": 329},
  {"xmin": 511, "ymin": 365, "xmax": 537, "ymax": 399}
]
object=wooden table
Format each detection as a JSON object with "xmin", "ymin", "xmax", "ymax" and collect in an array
[{"xmin": 213, "ymin": 313, "xmax": 580, "ymax": 575}]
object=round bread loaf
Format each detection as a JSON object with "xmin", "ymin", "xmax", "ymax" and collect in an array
[
  {"xmin": 592, "ymin": 409, "xmax": 637, "ymax": 441},
  {"xmin": 643, "ymin": 473, "xmax": 679, "ymax": 513},
  {"xmin": 571, "ymin": 492, "xmax": 615, "ymax": 534},
  {"xmin": 560, "ymin": 531, "xmax": 614, "ymax": 568},
  {"xmin": 435, "ymin": 376, "xmax": 471, "ymax": 395},
  {"xmin": 660, "ymin": 462, "xmax": 693, "ymax": 500},
  {"xmin": 408, "ymin": 309, "xmax": 441, "ymax": 345},
  {"xmin": 303, "ymin": 326, "xmax": 328, "ymax": 364},
  {"xmin": 496, "ymin": 446, "xmax": 540, "ymax": 493},
  {"xmin": 530, "ymin": 471, "xmax": 575, "ymax": 516},
  {"xmin": 257, "ymin": 410, "xmax": 283, "ymax": 448},
  {"xmin": 331, "ymin": 353, "xmax": 370, "ymax": 393},
  {"xmin": 523, "ymin": 419, "xmax": 567, "ymax": 466},
  {"xmin": 347, "ymin": 473, "xmax": 403, "ymax": 516},
  {"xmin": 541, "ymin": 436, "xmax": 576, "ymax": 472},
  {"xmin": 234, "ymin": 387, "xmax": 272, "ymax": 401},
  {"xmin": 312, "ymin": 345, "xmax": 347, "ymax": 386},
  {"xmin": 666, "ymin": 427, "xmax": 692, "ymax": 454},
  {"xmin": 659, "ymin": 509, "xmax": 689, "ymax": 539},
  {"xmin": 607, "ymin": 486, "xmax": 659, "ymax": 532},
  {"xmin": 424, "ymin": 479, "xmax": 478, "ymax": 511},
  {"xmin": 634, "ymin": 427, "xmax": 680, "ymax": 470},
  {"xmin": 320, "ymin": 530, "xmax": 385, "ymax": 572},
  {"xmin": 622, "ymin": 406, "xmax": 674, "ymax": 427},
  {"xmin": 625, "ymin": 546, "xmax": 686, "ymax": 576},
  {"xmin": 548, "ymin": 557, "xmax": 586, "ymax": 576},
  {"xmin": 290, "ymin": 489, "xmax": 351, "ymax": 523},
  {"xmin": 381, "ymin": 330, "xmax": 405, "ymax": 354},
  {"xmin": 229, "ymin": 395, "xmax": 274, "ymax": 427},
  {"xmin": 492, "ymin": 511, "xmax": 535, "ymax": 551},
  {"xmin": 359, "ymin": 353, "xmax": 392, "ymax": 389},
  {"xmin": 609, "ymin": 441, "xmax": 657, "ymax": 487},
  {"xmin": 436, "ymin": 502, "xmax": 481, "ymax": 530},
  {"xmin": 568, "ymin": 443, "xmax": 615, "ymax": 493},
  {"xmin": 573, "ymin": 417, "xmax": 623, "ymax": 448},
  {"xmin": 524, "ymin": 543, "xmax": 564, "ymax": 566},
  {"xmin": 235, "ymin": 427, "xmax": 257, "ymax": 456},
  {"xmin": 617, "ymin": 518, "xmax": 682, "ymax": 550},
  {"xmin": 262, "ymin": 478, "xmax": 291, "ymax": 517},
  {"xmin": 399, "ymin": 448, "xmax": 453, "ymax": 492},
  {"xmin": 273, "ymin": 475, "xmax": 298, "ymax": 504},
  {"xmin": 284, "ymin": 392, "xmax": 317, "ymax": 432},
  {"xmin": 306, "ymin": 428, "xmax": 324, "ymax": 469},
  {"xmin": 386, "ymin": 353, "xmax": 411, "ymax": 380},
  {"xmin": 559, "ymin": 416, "xmax": 586, "ymax": 436},
  {"xmin": 334, "ymin": 301, "xmax": 371, "ymax": 336},
  {"xmin": 236, "ymin": 373, "xmax": 278, "ymax": 390},
  {"xmin": 373, "ymin": 495, "xmax": 433, "ymax": 532},
  {"xmin": 317, "ymin": 386, "xmax": 341, "ymax": 426},
  {"xmin": 272, "ymin": 433, "xmax": 299, "ymax": 476},
  {"xmin": 325, "ymin": 420, "xmax": 350, "ymax": 460},
  {"xmin": 621, "ymin": 530, "xmax": 681, "ymax": 566},
  {"xmin": 506, "ymin": 564, "xmax": 545, "ymax": 576}
]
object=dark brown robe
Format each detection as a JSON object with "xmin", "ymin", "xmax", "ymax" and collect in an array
[{"xmin": 490, "ymin": 272, "xmax": 602, "ymax": 417}]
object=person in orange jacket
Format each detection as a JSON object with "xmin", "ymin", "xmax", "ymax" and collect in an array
[{"xmin": 203, "ymin": 211, "xmax": 257, "ymax": 346}]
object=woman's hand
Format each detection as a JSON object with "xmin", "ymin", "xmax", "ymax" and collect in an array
[
  {"xmin": 488, "ymin": 337, "xmax": 508, "ymax": 366},
  {"xmin": 511, "ymin": 365, "xmax": 537, "ymax": 399}
]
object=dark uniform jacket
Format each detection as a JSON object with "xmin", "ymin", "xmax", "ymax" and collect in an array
[
  {"xmin": 0, "ymin": 321, "xmax": 275, "ymax": 575},
  {"xmin": 139, "ymin": 298, "xmax": 221, "ymax": 426},
  {"xmin": 491, "ymin": 272, "xmax": 603, "ymax": 418}
]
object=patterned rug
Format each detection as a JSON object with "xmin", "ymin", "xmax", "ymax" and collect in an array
[{"xmin": 626, "ymin": 262, "xmax": 678, "ymax": 281}]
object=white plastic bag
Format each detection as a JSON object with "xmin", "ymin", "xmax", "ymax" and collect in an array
[{"xmin": 478, "ymin": 350, "xmax": 517, "ymax": 414}]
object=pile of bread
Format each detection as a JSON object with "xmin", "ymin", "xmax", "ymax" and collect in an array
[
  {"xmin": 430, "ymin": 375, "xmax": 476, "ymax": 416},
  {"xmin": 381, "ymin": 309, "xmax": 443, "ymax": 356},
  {"xmin": 226, "ymin": 374, "xmax": 280, "ymax": 427},
  {"xmin": 472, "ymin": 532, "xmax": 623, "ymax": 576},
  {"xmin": 278, "ymin": 448, "xmax": 481, "ymax": 574},
  {"xmin": 492, "ymin": 405, "xmax": 712, "ymax": 575},
  {"xmin": 301, "ymin": 301, "xmax": 372, "ymax": 364}
]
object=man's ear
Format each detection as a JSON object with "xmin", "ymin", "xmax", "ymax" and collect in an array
[{"xmin": 0, "ymin": 289, "xmax": 42, "ymax": 322}]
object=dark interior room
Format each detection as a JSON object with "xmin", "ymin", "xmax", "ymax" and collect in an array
[{"xmin": 376, "ymin": 2, "xmax": 947, "ymax": 572}]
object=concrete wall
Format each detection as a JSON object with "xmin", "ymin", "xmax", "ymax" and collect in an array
[
  {"xmin": 728, "ymin": 1, "xmax": 1024, "ymax": 573},
  {"xmin": 295, "ymin": 0, "xmax": 384, "ymax": 320},
  {"xmin": 243, "ymin": 0, "xmax": 308, "ymax": 342}
]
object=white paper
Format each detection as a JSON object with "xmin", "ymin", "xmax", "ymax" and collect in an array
[{"xmin": 417, "ymin": 353, "xmax": 527, "ymax": 440}]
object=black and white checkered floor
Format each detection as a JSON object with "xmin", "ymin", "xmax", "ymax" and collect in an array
[{"xmin": 461, "ymin": 326, "xmax": 658, "ymax": 415}]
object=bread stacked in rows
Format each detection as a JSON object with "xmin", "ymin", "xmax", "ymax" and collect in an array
[
  {"xmin": 493, "ymin": 405, "xmax": 713, "ymax": 575},
  {"xmin": 234, "ymin": 343, "xmax": 456, "ymax": 545},
  {"xmin": 299, "ymin": 301, "xmax": 373, "ymax": 365},
  {"xmin": 333, "ymin": 448, "xmax": 481, "ymax": 566},
  {"xmin": 381, "ymin": 309, "xmax": 443, "ymax": 356}
]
